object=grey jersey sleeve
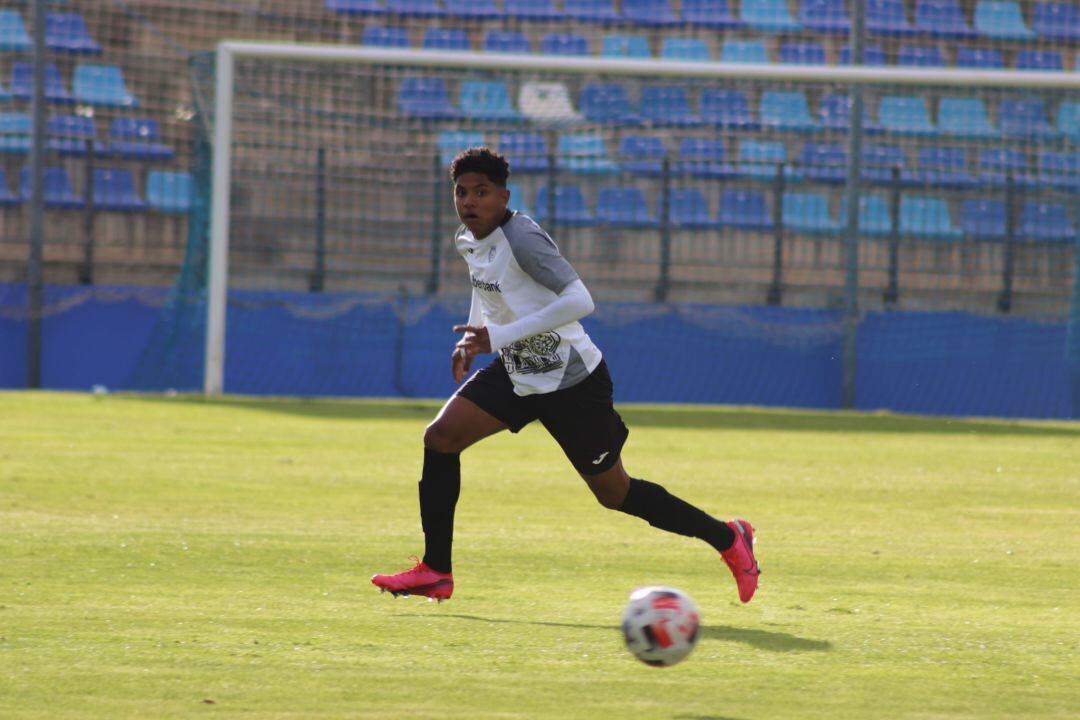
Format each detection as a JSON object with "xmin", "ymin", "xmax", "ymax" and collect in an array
[{"xmin": 503, "ymin": 216, "xmax": 579, "ymax": 293}]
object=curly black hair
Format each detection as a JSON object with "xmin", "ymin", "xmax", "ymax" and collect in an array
[{"xmin": 449, "ymin": 147, "xmax": 510, "ymax": 187}]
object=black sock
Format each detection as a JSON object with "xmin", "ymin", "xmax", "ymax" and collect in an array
[
  {"xmin": 419, "ymin": 448, "xmax": 461, "ymax": 574},
  {"xmin": 618, "ymin": 478, "xmax": 735, "ymax": 552}
]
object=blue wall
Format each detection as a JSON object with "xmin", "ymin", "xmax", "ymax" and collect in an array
[{"xmin": 0, "ymin": 283, "xmax": 1073, "ymax": 419}]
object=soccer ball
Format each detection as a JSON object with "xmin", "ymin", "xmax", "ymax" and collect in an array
[{"xmin": 620, "ymin": 586, "xmax": 700, "ymax": 667}]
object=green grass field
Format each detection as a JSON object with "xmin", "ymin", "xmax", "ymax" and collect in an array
[{"xmin": 1, "ymin": 391, "xmax": 1077, "ymax": 719}]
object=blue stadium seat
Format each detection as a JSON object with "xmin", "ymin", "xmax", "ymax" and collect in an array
[
  {"xmin": 93, "ymin": 168, "xmax": 147, "ymax": 212},
  {"xmin": 867, "ymin": 0, "xmax": 919, "ymax": 36},
  {"xmin": 720, "ymin": 38, "xmax": 770, "ymax": 63},
  {"xmin": 20, "ymin": 166, "xmax": 83, "ymax": 208},
  {"xmin": 622, "ymin": 0, "xmax": 681, "ymax": 26},
  {"xmin": 741, "ymin": 0, "xmax": 801, "ymax": 31},
  {"xmin": 503, "ymin": 0, "xmax": 563, "ymax": 20},
  {"xmin": 669, "ymin": 189, "xmax": 720, "ymax": 229},
  {"xmin": 385, "ymin": 0, "xmax": 446, "ymax": 16},
  {"xmin": 960, "ymin": 199, "xmax": 1006, "ymax": 240},
  {"xmin": 563, "ymin": 0, "xmax": 621, "ymax": 22},
  {"xmin": 484, "ymin": 31, "xmax": 531, "ymax": 54},
  {"xmin": 423, "ymin": 28, "xmax": 470, "ymax": 51},
  {"xmin": 659, "ymin": 38, "xmax": 710, "ymax": 61},
  {"xmin": 682, "ymin": 0, "xmax": 743, "ymax": 29},
  {"xmin": 534, "ymin": 185, "xmax": 595, "ymax": 226},
  {"xmin": 784, "ymin": 192, "xmax": 841, "ymax": 233},
  {"xmin": 798, "ymin": 0, "xmax": 851, "ymax": 33},
  {"xmin": 499, "ymin": 132, "xmax": 549, "ymax": 173},
  {"xmin": 1031, "ymin": 2, "xmax": 1080, "ymax": 41},
  {"xmin": 597, "ymin": 186, "xmax": 658, "ymax": 227},
  {"xmin": 701, "ymin": 89, "xmax": 759, "ymax": 129},
  {"xmin": 602, "ymin": 34, "xmax": 651, "ymax": 58},
  {"xmin": 45, "ymin": 13, "xmax": 101, "ymax": 54},
  {"xmin": 780, "ymin": 42, "xmax": 827, "ymax": 65},
  {"xmin": 760, "ymin": 90, "xmax": 820, "ymax": 132},
  {"xmin": 937, "ymin": 97, "xmax": 998, "ymax": 138},
  {"xmin": 819, "ymin": 93, "xmax": 884, "ymax": 133},
  {"xmin": 736, "ymin": 139, "xmax": 787, "ymax": 179},
  {"xmin": 325, "ymin": 0, "xmax": 387, "ymax": 14},
  {"xmin": 0, "ymin": 168, "xmax": 20, "ymax": 206},
  {"xmin": 1057, "ymin": 101, "xmax": 1080, "ymax": 141},
  {"xmin": 146, "ymin": 171, "xmax": 192, "ymax": 214},
  {"xmin": 799, "ymin": 143, "xmax": 847, "ymax": 184},
  {"xmin": 46, "ymin": 115, "xmax": 97, "ymax": 156},
  {"xmin": 675, "ymin": 138, "xmax": 734, "ymax": 178},
  {"xmin": 839, "ymin": 194, "xmax": 893, "ymax": 235},
  {"xmin": 838, "ymin": 45, "xmax": 887, "ymax": 65},
  {"xmin": 978, "ymin": 148, "xmax": 1032, "ymax": 187},
  {"xmin": 0, "ymin": 112, "xmax": 31, "ymax": 154},
  {"xmin": 397, "ymin": 77, "xmax": 462, "ymax": 119},
  {"xmin": 362, "ymin": 26, "xmax": 410, "ymax": 47},
  {"xmin": 897, "ymin": 45, "xmax": 945, "ymax": 67},
  {"xmin": 557, "ymin": 133, "xmax": 618, "ymax": 174},
  {"xmin": 0, "ymin": 9, "xmax": 31, "ymax": 52},
  {"xmin": 640, "ymin": 85, "xmax": 700, "ymax": 126},
  {"xmin": 437, "ymin": 130, "xmax": 485, "ymax": 166},
  {"xmin": 618, "ymin": 135, "xmax": 666, "ymax": 175},
  {"xmin": 955, "ymin": 47, "xmax": 1004, "ymax": 68},
  {"xmin": 904, "ymin": 147, "xmax": 976, "ymax": 189},
  {"xmin": 915, "ymin": 0, "xmax": 977, "ymax": 38},
  {"xmin": 878, "ymin": 96, "xmax": 937, "ymax": 136},
  {"xmin": 1015, "ymin": 50, "xmax": 1063, "ymax": 71},
  {"xmin": 900, "ymin": 196, "xmax": 962, "ymax": 240},
  {"xmin": 0, "ymin": 80, "xmax": 10, "ymax": 103},
  {"xmin": 862, "ymin": 144, "xmax": 907, "ymax": 184},
  {"xmin": 720, "ymin": 189, "xmax": 773, "ymax": 229},
  {"xmin": 579, "ymin": 83, "xmax": 637, "ymax": 124},
  {"xmin": 1020, "ymin": 202, "xmax": 1075, "ymax": 242},
  {"xmin": 443, "ymin": 0, "xmax": 504, "ymax": 19},
  {"xmin": 460, "ymin": 80, "xmax": 523, "ymax": 121},
  {"xmin": 1038, "ymin": 151, "xmax": 1079, "ymax": 192},
  {"xmin": 541, "ymin": 33, "xmax": 590, "ymax": 56},
  {"xmin": 998, "ymin": 99, "xmax": 1058, "ymax": 140},
  {"xmin": 974, "ymin": 0, "xmax": 1035, "ymax": 39},
  {"xmin": 506, "ymin": 182, "xmax": 532, "ymax": 217},
  {"xmin": 12, "ymin": 62, "xmax": 73, "ymax": 104},
  {"xmin": 107, "ymin": 118, "xmax": 175, "ymax": 161},
  {"xmin": 73, "ymin": 64, "xmax": 137, "ymax": 107}
]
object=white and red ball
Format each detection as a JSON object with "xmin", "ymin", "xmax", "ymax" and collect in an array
[{"xmin": 620, "ymin": 586, "xmax": 701, "ymax": 667}]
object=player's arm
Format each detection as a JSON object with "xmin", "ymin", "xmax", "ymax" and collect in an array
[
  {"xmin": 451, "ymin": 289, "xmax": 483, "ymax": 383},
  {"xmin": 477, "ymin": 279, "xmax": 593, "ymax": 351}
]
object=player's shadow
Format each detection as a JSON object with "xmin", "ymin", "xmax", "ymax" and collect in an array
[{"xmin": 413, "ymin": 614, "xmax": 830, "ymax": 653}]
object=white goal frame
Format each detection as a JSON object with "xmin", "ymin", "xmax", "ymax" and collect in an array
[{"xmin": 206, "ymin": 39, "xmax": 1079, "ymax": 395}]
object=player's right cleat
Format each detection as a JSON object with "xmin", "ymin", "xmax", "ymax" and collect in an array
[
  {"xmin": 371, "ymin": 557, "xmax": 454, "ymax": 601},
  {"xmin": 720, "ymin": 518, "xmax": 760, "ymax": 603}
]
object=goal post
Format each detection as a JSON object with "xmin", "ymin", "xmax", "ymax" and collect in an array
[{"xmin": 203, "ymin": 40, "xmax": 1079, "ymax": 398}]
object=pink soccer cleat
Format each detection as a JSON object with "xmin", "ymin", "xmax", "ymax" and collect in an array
[
  {"xmin": 720, "ymin": 518, "xmax": 760, "ymax": 603},
  {"xmin": 371, "ymin": 557, "xmax": 454, "ymax": 601}
]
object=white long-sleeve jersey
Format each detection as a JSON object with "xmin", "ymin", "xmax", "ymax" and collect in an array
[{"xmin": 455, "ymin": 211, "xmax": 603, "ymax": 396}]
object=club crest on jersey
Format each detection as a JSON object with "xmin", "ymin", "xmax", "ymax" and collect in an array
[
  {"xmin": 488, "ymin": 246, "xmax": 497, "ymax": 262},
  {"xmin": 500, "ymin": 331, "xmax": 563, "ymax": 375},
  {"xmin": 471, "ymin": 275, "xmax": 501, "ymax": 293}
]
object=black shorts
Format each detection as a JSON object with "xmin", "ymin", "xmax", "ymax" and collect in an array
[{"xmin": 456, "ymin": 358, "xmax": 629, "ymax": 476}]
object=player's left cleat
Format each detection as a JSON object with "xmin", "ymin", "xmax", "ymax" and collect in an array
[
  {"xmin": 720, "ymin": 518, "xmax": 760, "ymax": 603},
  {"xmin": 371, "ymin": 557, "xmax": 454, "ymax": 602}
]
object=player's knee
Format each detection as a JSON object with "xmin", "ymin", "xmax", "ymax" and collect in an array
[
  {"xmin": 590, "ymin": 484, "xmax": 626, "ymax": 510},
  {"xmin": 423, "ymin": 420, "xmax": 463, "ymax": 454}
]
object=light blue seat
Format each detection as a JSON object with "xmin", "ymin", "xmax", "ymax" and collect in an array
[
  {"xmin": 783, "ymin": 192, "xmax": 841, "ymax": 233},
  {"xmin": 720, "ymin": 39, "xmax": 770, "ymax": 63},
  {"xmin": 845, "ymin": 194, "xmax": 893, "ymax": 236},
  {"xmin": 878, "ymin": 96, "xmax": 937, "ymax": 136},
  {"xmin": 422, "ymin": 28, "xmax": 469, "ymax": 51},
  {"xmin": 596, "ymin": 186, "xmax": 658, "ymax": 228},
  {"xmin": 640, "ymin": 85, "xmax": 700, "ymax": 126},
  {"xmin": 484, "ymin": 31, "xmax": 530, "ymax": 54},
  {"xmin": 506, "ymin": 182, "xmax": 531, "ymax": 217},
  {"xmin": 660, "ymin": 38, "xmax": 711, "ymax": 61},
  {"xmin": 937, "ymin": 98, "xmax": 998, "ymax": 138},
  {"xmin": 741, "ymin": 0, "xmax": 801, "ymax": 31},
  {"xmin": 557, "ymin": 133, "xmax": 618, "ymax": 174},
  {"xmin": 602, "ymin": 34, "xmax": 651, "ymax": 59},
  {"xmin": 46, "ymin": 13, "xmax": 102, "ymax": 54},
  {"xmin": 670, "ymin": 189, "xmax": 720, "ymax": 229},
  {"xmin": 93, "ymin": 168, "xmax": 147, "ymax": 212},
  {"xmin": 737, "ymin": 139, "xmax": 787, "ymax": 179},
  {"xmin": 146, "ymin": 171, "xmax": 192, "ymax": 214},
  {"xmin": 720, "ymin": 189, "xmax": 773, "ymax": 230},
  {"xmin": 437, "ymin": 130, "xmax": 485, "ymax": 166},
  {"xmin": 459, "ymin": 81, "xmax": 523, "ymax": 122},
  {"xmin": 73, "ymin": 63, "xmax": 138, "ymax": 107},
  {"xmin": 618, "ymin": 135, "xmax": 666, "ymax": 175},
  {"xmin": 533, "ymin": 185, "xmax": 595, "ymax": 226},
  {"xmin": 900, "ymin": 195, "xmax": 962, "ymax": 240},
  {"xmin": 1057, "ymin": 101, "xmax": 1080, "ymax": 141},
  {"xmin": 760, "ymin": 90, "xmax": 819, "ymax": 132},
  {"xmin": 0, "ymin": 111, "xmax": 31, "ymax": 154},
  {"xmin": 974, "ymin": 0, "xmax": 1035, "ymax": 39},
  {"xmin": 0, "ymin": 9, "xmax": 31, "ymax": 52}
]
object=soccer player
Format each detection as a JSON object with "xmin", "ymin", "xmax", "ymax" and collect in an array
[{"xmin": 372, "ymin": 148, "xmax": 759, "ymax": 603}]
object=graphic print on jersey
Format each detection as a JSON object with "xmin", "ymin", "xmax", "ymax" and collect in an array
[{"xmin": 500, "ymin": 331, "xmax": 564, "ymax": 375}]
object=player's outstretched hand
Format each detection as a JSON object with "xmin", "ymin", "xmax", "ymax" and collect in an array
[{"xmin": 451, "ymin": 325, "xmax": 491, "ymax": 384}]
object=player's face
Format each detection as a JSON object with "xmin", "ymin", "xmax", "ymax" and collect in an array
[{"xmin": 454, "ymin": 172, "xmax": 509, "ymax": 239}]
